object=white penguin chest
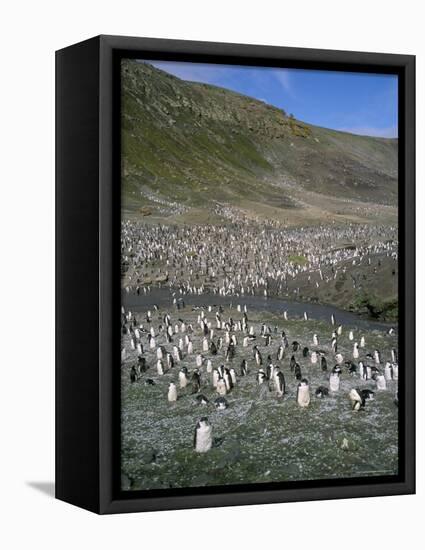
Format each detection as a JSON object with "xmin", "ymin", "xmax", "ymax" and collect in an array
[
  {"xmin": 298, "ymin": 386, "xmax": 310, "ymax": 406},
  {"xmin": 168, "ymin": 386, "xmax": 177, "ymax": 401},
  {"xmin": 329, "ymin": 374, "xmax": 340, "ymax": 391},
  {"xmin": 196, "ymin": 426, "xmax": 212, "ymax": 452}
]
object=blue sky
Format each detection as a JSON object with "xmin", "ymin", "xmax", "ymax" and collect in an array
[{"xmin": 148, "ymin": 60, "xmax": 398, "ymax": 138}]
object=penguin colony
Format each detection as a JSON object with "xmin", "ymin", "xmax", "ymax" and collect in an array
[
  {"xmin": 121, "ymin": 300, "xmax": 399, "ymax": 485},
  {"xmin": 121, "ymin": 220, "xmax": 398, "ymax": 302},
  {"xmin": 120, "ymin": 213, "xmax": 399, "ymax": 488}
]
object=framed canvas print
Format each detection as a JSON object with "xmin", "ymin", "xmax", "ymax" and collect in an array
[{"xmin": 56, "ymin": 35, "xmax": 415, "ymax": 514}]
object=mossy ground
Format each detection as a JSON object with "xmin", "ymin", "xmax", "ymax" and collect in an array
[{"xmin": 121, "ymin": 304, "xmax": 398, "ymax": 491}]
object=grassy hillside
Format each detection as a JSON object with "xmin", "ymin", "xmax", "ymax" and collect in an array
[{"xmin": 121, "ymin": 59, "xmax": 398, "ymax": 225}]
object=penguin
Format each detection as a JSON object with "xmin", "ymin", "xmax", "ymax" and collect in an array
[
  {"xmin": 277, "ymin": 345, "xmax": 284, "ymax": 361},
  {"xmin": 392, "ymin": 363, "xmax": 399, "ymax": 381},
  {"xmin": 302, "ymin": 346, "xmax": 309, "ymax": 358},
  {"xmin": 157, "ymin": 360, "xmax": 165, "ymax": 376},
  {"xmin": 257, "ymin": 369, "xmax": 267, "ymax": 385},
  {"xmin": 214, "ymin": 397, "xmax": 228, "ymax": 410},
  {"xmin": 206, "ymin": 359, "xmax": 213, "ymax": 373},
  {"xmin": 196, "ymin": 394, "xmax": 209, "ymax": 405},
  {"xmin": 225, "ymin": 343, "xmax": 236, "ymax": 362},
  {"xmin": 361, "ymin": 389, "xmax": 375, "ymax": 401},
  {"xmin": 137, "ymin": 355, "xmax": 147, "ymax": 372},
  {"xmin": 332, "ymin": 364, "xmax": 342, "ymax": 375},
  {"xmin": 366, "ymin": 364, "xmax": 372, "ymax": 379},
  {"xmin": 179, "ymin": 367, "xmax": 189, "ymax": 388},
  {"xmin": 166, "ymin": 353, "xmax": 174, "ymax": 369},
  {"xmin": 348, "ymin": 330, "xmax": 354, "ymax": 341},
  {"xmin": 335, "ymin": 353, "xmax": 344, "ymax": 365},
  {"xmin": 349, "ymin": 388, "xmax": 364, "ymax": 411},
  {"xmin": 374, "ymin": 349, "xmax": 381, "ymax": 364},
  {"xmin": 353, "ymin": 342, "xmax": 359, "ymax": 359},
  {"xmin": 315, "ymin": 386, "xmax": 329, "ymax": 399},
  {"xmin": 321, "ymin": 356, "xmax": 328, "ymax": 371},
  {"xmin": 240, "ymin": 359, "xmax": 248, "ymax": 376},
  {"xmin": 275, "ymin": 371, "xmax": 286, "ymax": 397},
  {"xmin": 292, "ymin": 341, "xmax": 300, "ymax": 352},
  {"xmin": 266, "ymin": 362, "xmax": 275, "ymax": 381},
  {"xmin": 294, "ymin": 363, "xmax": 302, "ymax": 381},
  {"xmin": 210, "ymin": 341, "xmax": 218, "ymax": 355},
  {"xmin": 145, "ymin": 378, "xmax": 155, "ymax": 385},
  {"xmin": 130, "ymin": 365, "xmax": 137, "ymax": 383},
  {"xmin": 191, "ymin": 370, "xmax": 201, "ymax": 393},
  {"xmin": 212, "ymin": 368, "xmax": 220, "ymax": 388},
  {"xmin": 384, "ymin": 362, "xmax": 393, "ymax": 381},
  {"xmin": 313, "ymin": 334, "xmax": 319, "ymax": 346},
  {"xmin": 391, "ymin": 349, "xmax": 398, "ymax": 363},
  {"xmin": 216, "ymin": 377, "xmax": 227, "ymax": 396},
  {"xmin": 297, "ymin": 379, "xmax": 310, "ymax": 407},
  {"xmin": 290, "ymin": 355, "xmax": 297, "ymax": 372},
  {"xmin": 311, "ymin": 351, "xmax": 318, "ymax": 364},
  {"xmin": 375, "ymin": 373, "xmax": 387, "ymax": 390},
  {"xmin": 347, "ymin": 361, "xmax": 357, "ymax": 376},
  {"xmin": 360, "ymin": 336, "xmax": 366, "ymax": 348},
  {"xmin": 194, "ymin": 417, "xmax": 213, "ymax": 453},
  {"xmin": 173, "ymin": 345, "xmax": 180, "ymax": 360},
  {"xmin": 253, "ymin": 346, "xmax": 263, "ymax": 366},
  {"xmin": 223, "ymin": 368, "xmax": 233, "ymax": 391},
  {"xmin": 202, "ymin": 337, "xmax": 209, "ymax": 352},
  {"xmin": 329, "ymin": 371, "xmax": 340, "ymax": 392},
  {"xmin": 167, "ymin": 382, "xmax": 178, "ymax": 402},
  {"xmin": 229, "ymin": 368, "xmax": 237, "ymax": 386}
]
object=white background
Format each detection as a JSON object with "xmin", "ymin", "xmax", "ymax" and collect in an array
[{"xmin": 0, "ymin": 1, "xmax": 422, "ymax": 548}]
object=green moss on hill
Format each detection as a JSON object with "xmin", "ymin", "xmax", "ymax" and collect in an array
[{"xmin": 121, "ymin": 59, "xmax": 398, "ymax": 214}]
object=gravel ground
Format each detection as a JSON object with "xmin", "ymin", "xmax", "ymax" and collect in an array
[{"xmin": 120, "ymin": 302, "xmax": 399, "ymax": 491}]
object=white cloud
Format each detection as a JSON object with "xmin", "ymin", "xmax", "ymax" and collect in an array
[{"xmin": 273, "ymin": 69, "xmax": 292, "ymax": 94}]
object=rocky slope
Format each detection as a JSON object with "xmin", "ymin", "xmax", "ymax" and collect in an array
[{"xmin": 121, "ymin": 59, "xmax": 398, "ymax": 225}]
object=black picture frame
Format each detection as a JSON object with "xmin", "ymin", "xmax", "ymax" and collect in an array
[{"xmin": 56, "ymin": 35, "xmax": 415, "ymax": 514}]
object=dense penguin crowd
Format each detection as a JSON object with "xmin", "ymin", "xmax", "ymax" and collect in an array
[
  {"xmin": 121, "ymin": 220, "xmax": 398, "ymax": 299},
  {"xmin": 120, "ymin": 215, "xmax": 399, "ymax": 489},
  {"xmin": 121, "ymin": 300, "xmax": 398, "ymax": 455}
]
